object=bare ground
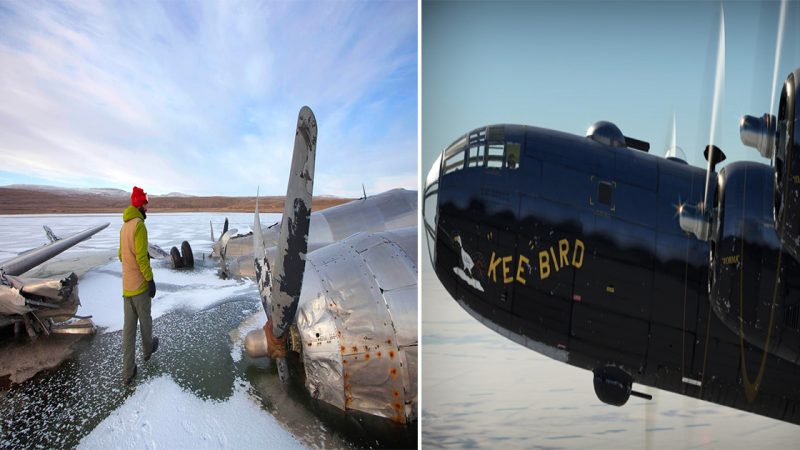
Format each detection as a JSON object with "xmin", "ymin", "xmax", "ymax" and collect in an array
[{"xmin": 0, "ymin": 187, "xmax": 353, "ymax": 214}]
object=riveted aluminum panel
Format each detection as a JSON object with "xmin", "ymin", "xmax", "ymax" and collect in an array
[
  {"xmin": 361, "ymin": 239, "xmax": 416, "ymax": 292},
  {"xmin": 295, "ymin": 229, "xmax": 418, "ymax": 423},
  {"xmin": 383, "ymin": 285, "xmax": 417, "ymax": 347}
]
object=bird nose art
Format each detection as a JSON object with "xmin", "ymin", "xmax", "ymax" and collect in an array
[{"xmin": 423, "ymin": 152, "xmax": 443, "ymax": 265}]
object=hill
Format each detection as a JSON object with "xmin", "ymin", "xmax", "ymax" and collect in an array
[{"xmin": 0, "ymin": 185, "xmax": 353, "ymax": 214}]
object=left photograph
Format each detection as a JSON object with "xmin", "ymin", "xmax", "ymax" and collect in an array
[{"xmin": 0, "ymin": 1, "xmax": 418, "ymax": 448}]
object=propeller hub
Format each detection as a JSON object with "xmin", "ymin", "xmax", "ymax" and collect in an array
[
  {"xmin": 740, "ymin": 113, "xmax": 776, "ymax": 159},
  {"xmin": 679, "ymin": 203, "xmax": 711, "ymax": 241}
]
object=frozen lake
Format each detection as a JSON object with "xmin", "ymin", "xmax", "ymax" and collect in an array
[
  {"xmin": 421, "ymin": 256, "xmax": 800, "ymax": 449},
  {"xmin": 0, "ymin": 212, "xmax": 401, "ymax": 449}
]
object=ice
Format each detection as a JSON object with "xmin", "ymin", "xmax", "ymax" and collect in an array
[
  {"xmin": 78, "ymin": 375, "xmax": 306, "ymax": 449},
  {"xmin": 0, "ymin": 212, "xmax": 279, "ymax": 334},
  {"xmin": 0, "ymin": 211, "xmax": 373, "ymax": 448},
  {"xmin": 79, "ymin": 260, "xmax": 254, "ymax": 332},
  {"xmin": 0, "ymin": 212, "xmax": 279, "ymax": 261}
]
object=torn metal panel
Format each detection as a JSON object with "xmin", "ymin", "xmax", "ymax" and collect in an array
[
  {"xmin": 0, "ymin": 273, "xmax": 80, "ymax": 322},
  {"xmin": 0, "ymin": 285, "xmax": 30, "ymax": 316},
  {"xmin": 295, "ymin": 227, "xmax": 418, "ymax": 423}
]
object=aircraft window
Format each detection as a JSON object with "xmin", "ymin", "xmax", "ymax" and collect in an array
[
  {"xmin": 443, "ymin": 150, "xmax": 465, "ymax": 174},
  {"xmin": 505, "ymin": 143, "xmax": 521, "ymax": 170},
  {"xmin": 487, "ymin": 126, "xmax": 504, "ymax": 142},
  {"xmin": 598, "ymin": 181, "xmax": 613, "ymax": 205},
  {"xmin": 469, "ymin": 129, "xmax": 486, "ymax": 143},
  {"xmin": 486, "ymin": 144, "xmax": 504, "ymax": 168},
  {"xmin": 467, "ymin": 144, "xmax": 485, "ymax": 167}
]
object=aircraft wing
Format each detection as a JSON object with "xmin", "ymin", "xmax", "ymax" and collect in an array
[{"xmin": 0, "ymin": 223, "xmax": 110, "ymax": 277}]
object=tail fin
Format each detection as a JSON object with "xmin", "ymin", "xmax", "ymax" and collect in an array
[
  {"xmin": 268, "ymin": 106, "xmax": 317, "ymax": 340},
  {"xmin": 251, "ymin": 106, "xmax": 316, "ymax": 382},
  {"xmin": 43, "ymin": 225, "xmax": 60, "ymax": 243}
]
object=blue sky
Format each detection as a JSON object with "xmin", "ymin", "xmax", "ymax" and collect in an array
[
  {"xmin": 422, "ymin": 0, "xmax": 800, "ymax": 177},
  {"xmin": 0, "ymin": 0, "xmax": 417, "ymax": 197}
]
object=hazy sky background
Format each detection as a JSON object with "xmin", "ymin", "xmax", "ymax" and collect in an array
[
  {"xmin": 0, "ymin": 0, "xmax": 417, "ymax": 197},
  {"xmin": 422, "ymin": 0, "xmax": 800, "ymax": 177}
]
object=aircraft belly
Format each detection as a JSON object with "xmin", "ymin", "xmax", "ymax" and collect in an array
[
  {"xmin": 456, "ymin": 297, "xmax": 569, "ymax": 363},
  {"xmin": 570, "ymin": 303, "xmax": 649, "ymax": 365}
]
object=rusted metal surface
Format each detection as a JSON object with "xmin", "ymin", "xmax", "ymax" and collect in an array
[{"xmin": 295, "ymin": 227, "xmax": 418, "ymax": 423}]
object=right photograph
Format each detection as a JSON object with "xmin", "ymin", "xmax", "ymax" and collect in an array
[{"xmin": 422, "ymin": 1, "xmax": 800, "ymax": 448}]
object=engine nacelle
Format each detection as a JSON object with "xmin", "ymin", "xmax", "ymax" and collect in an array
[
  {"xmin": 708, "ymin": 161, "xmax": 800, "ymax": 363},
  {"xmin": 774, "ymin": 69, "xmax": 800, "ymax": 261},
  {"xmin": 742, "ymin": 69, "xmax": 800, "ymax": 262}
]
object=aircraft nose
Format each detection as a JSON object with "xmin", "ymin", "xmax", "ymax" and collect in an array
[{"xmin": 423, "ymin": 152, "xmax": 442, "ymax": 265}]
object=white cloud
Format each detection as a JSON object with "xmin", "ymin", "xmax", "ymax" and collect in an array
[{"xmin": 0, "ymin": 1, "xmax": 418, "ymax": 197}]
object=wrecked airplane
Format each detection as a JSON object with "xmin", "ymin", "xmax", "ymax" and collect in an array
[
  {"xmin": 210, "ymin": 187, "xmax": 416, "ymax": 279},
  {"xmin": 45, "ymin": 223, "xmax": 194, "ymax": 270},
  {"xmin": 0, "ymin": 223, "xmax": 108, "ymax": 339},
  {"xmin": 230, "ymin": 106, "xmax": 418, "ymax": 425}
]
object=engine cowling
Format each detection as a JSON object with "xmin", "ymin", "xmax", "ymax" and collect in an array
[
  {"xmin": 774, "ymin": 69, "xmax": 800, "ymax": 260},
  {"xmin": 708, "ymin": 161, "xmax": 800, "ymax": 364}
]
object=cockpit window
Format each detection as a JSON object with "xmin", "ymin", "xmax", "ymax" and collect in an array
[
  {"xmin": 442, "ymin": 135, "xmax": 467, "ymax": 175},
  {"xmin": 505, "ymin": 143, "xmax": 520, "ymax": 170},
  {"xmin": 467, "ymin": 130, "xmax": 485, "ymax": 167},
  {"xmin": 442, "ymin": 127, "xmax": 520, "ymax": 174},
  {"xmin": 443, "ymin": 150, "xmax": 465, "ymax": 174},
  {"xmin": 486, "ymin": 143, "xmax": 504, "ymax": 168},
  {"xmin": 485, "ymin": 126, "xmax": 504, "ymax": 168}
]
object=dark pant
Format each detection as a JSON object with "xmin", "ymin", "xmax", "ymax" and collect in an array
[{"xmin": 122, "ymin": 291, "xmax": 153, "ymax": 380}]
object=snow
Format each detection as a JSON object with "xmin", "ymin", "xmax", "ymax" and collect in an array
[
  {"xmin": 3, "ymin": 184, "xmax": 127, "ymax": 196},
  {"xmin": 79, "ymin": 261, "xmax": 254, "ymax": 333},
  {"xmin": 78, "ymin": 376, "xmax": 306, "ymax": 449}
]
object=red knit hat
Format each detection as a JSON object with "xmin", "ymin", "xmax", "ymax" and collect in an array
[{"xmin": 131, "ymin": 186, "xmax": 148, "ymax": 208}]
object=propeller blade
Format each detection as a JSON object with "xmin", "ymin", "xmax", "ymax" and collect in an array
[
  {"xmin": 769, "ymin": 0, "xmax": 788, "ymax": 120},
  {"xmin": 703, "ymin": 5, "xmax": 726, "ymax": 211},
  {"xmin": 253, "ymin": 187, "xmax": 271, "ymax": 316}
]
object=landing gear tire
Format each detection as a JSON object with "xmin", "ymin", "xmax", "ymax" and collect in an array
[
  {"xmin": 181, "ymin": 241, "xmax": 194, "ymax": 268},
  {"xmin": 170, "ymin": 246, "xmax": 184, "ymax": 269}
]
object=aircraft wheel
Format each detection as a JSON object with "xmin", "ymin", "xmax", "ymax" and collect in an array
[
  {"xmin": 181, "ymin": 241, "xmax": 194, "ymax": 268},
  {"xmin": 170, "ymin": 246, "xmax": 184, "ymax": 269}
]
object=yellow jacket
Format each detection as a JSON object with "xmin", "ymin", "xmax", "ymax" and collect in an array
[{"xmin": 118, "ymin": 205, "xmax": 153, "ymax": 297}]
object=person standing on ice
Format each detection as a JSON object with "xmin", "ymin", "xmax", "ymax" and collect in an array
[{"xmin": 118, "ymin": 186, "xmax": 159, "ymax": 385}]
